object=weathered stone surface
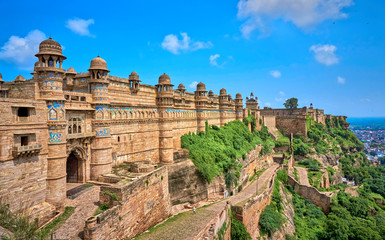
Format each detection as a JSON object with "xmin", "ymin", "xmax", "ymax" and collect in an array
[{"xmin": 84, "ymin": 167, "xmax": 170, "ymax": 240}]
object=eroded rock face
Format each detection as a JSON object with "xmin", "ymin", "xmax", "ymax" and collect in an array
[
  {"xmin": 310, "ymin": 153, "xmax": 340, "ymax": 167},
  {"xmin": 168, "ymin": 159, "xmax": 209, "ymax": 205}
]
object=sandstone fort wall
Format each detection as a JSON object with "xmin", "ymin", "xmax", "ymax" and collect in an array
[
  {"xmin": 84, "ymin": 166, "xmax": 170, "ymax": 240},
  {"xmin": 287, "ymin": 175, "xmax": 331, "ymax": 213}
]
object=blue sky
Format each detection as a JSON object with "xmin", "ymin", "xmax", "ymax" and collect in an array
[{"xmin": 0, "ymin": 0, "xmax": 384, "ymax": 117}]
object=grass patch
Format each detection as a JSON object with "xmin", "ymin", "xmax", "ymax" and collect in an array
[
  {"xmin": 249, "ymin": 168, "xmax": 266, "ymax": 182},
  {"xmin": 37, "ymin": 206, "xmax": 76, "ymax": 239},
  {"xmin": 93, "ymin": 203, "xmax": 109, "ymax": 216},
  {"xmin": 293, "ymin": 168, "xmax": 299, "ymax": 182}
]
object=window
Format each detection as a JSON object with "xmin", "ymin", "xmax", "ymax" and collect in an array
[
  {"xmin": 18, "ymin": 107, "xmax": 29, "ymax": 117},
  {"xmin": 21, "ymin": 136, "xmax": 28, "ymax": 146},
  {"xmin": 117, "ymin": 136, "xmax": 120, "ymax": 142},
  {"xmin": 68, "ymin": 118, "xmax": 83, "ymax": 134}
]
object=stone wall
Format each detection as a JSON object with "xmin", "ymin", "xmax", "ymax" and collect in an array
[
  {"xmin": 287, "ymin": 175, "xmax": 332, "ymax": 213},
  {"xmin": 239, "ymin": 148, "xmax": 274, "ymax": 186},
  {"xmin": 232, "ymin": 169, "xmax": 277, "ymax": 239},
  {"xmin": 195, "ymin": 203, "xmax": 231, "ymax": 240},
  {"xmin": 276, "ymin": 116, "xmax": 307, "ymax": 137},
  {"xmin": 84, "ymin": 167, "xmax": 170, "ymax": 240}
]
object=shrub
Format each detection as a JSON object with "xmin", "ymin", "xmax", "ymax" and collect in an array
[
  {"xmin": 259, "ymin": 205, "xmax": 285, "ymax": 236},
  {"xmin": 231, "ymin": 218, "xmax": 252, "ymax": 240}
]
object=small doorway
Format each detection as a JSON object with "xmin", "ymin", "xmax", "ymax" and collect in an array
[{"xmin": 66, "ymin": 152, "xmax": 79, "ymax": 183}]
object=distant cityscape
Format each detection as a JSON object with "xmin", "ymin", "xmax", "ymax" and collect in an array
[{"xmin": 350, "ymin": 118, "xmax": 385, "ymax": 163}]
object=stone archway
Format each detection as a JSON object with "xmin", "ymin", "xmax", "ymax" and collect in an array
[{"xmin": 66, "ymin": 147, "xmax": 86, "ymax": 183}]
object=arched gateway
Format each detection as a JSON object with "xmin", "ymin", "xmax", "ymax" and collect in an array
[{"xmin": 66, "ymin": 147, "xmax": 86, "ymax": 183}]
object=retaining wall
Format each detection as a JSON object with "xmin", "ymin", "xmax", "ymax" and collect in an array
[{"xmin": 83, "ymin": 166, "xmax": 170, "ymax": 240}]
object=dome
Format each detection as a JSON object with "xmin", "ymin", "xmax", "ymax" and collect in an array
[
  {"xmin": 178, "ymin": 83, "xmax": 185, "ymax": 90},
  {"xmin": 196, "ymin": 82, "xmax": 206, "ymax": 91},
  {"xmin": 129, "ymin": 71, "xmax": 140, "ymax": 81},
  {"xmin": 250, "ymin": 92, "xmax": 254, "ymax": 97},
  {"xmin": 208, "ymin": 90, "xmax": 214, "ymax": 96},
  {"xmin": 35, "ymin": 38, "xmax": 66, "ymax": 59},
  {"xmin": 89, "ymin": 56, "xmax": 109, "ymax": 72},
  {"xmin": 236, "ymin": 93, "xmax": 242, "ymax": 99},
  {"xmin": 158, "ymin": 73, "xmax": 171, "ymax": 85},
  {"xmin": 228, "ymin": 94, "xmax": 232, "ymax": 100},
  {"xmin": 15, "ymin": 75, "xmax": 25, "ymax": 82},
  {"xmin": 220, "ymin": 88, "xmax": 227, "ymax": 95},
  {"xmin": 66, "ymin": 67, "xmax": 76, "ymax": 74}
]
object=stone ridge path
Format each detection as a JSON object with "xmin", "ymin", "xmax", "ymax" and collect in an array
[
  {"xmin": 54, "ymin": 185, "xmax": 100, "ymax": 240},
  {"xmin": 296, "ymin": 167, "xmax": 310, "ymax": 186},
  {"xmin": 137, "ymin": 164, "xmax": 279, "ymax": 240}
]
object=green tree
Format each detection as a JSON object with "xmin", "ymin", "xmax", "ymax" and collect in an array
[{"xmin": 283, "ymin": 98, "xmax": 298, "ymax": 109}]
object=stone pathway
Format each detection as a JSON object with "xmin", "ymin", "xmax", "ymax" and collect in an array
[
  {"xmin": 137, "ymin": 164, "xmax": 279, "ymax": 240},
  {"xmin": 295, "ymin": 167, "xmax": 310, "ymax": 186},
  {"xmin": 53, "ymin": 185, "xmax": 100, "ymax": 240}
]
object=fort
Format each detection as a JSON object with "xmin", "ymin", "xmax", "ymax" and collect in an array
[{"xmin": 0, "ymin": 38, "xmax": 344, "ymax": 238}]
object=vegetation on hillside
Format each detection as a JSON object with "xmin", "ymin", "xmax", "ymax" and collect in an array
[
  {"xmin": 259, "ymin": 169, "xmax": 287, "ymax": 237},
  {"xmin": 181, "ymin": 119, "xmax": 274, "ymax": 185}
]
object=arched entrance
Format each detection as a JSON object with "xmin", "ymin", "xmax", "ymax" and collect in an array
[{"xmin": 66, "ymin": 147, "xmax": 86, "ymax": 183}]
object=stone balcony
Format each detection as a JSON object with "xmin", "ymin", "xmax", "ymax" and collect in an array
[
  {"xmin": 66, "ymin": 132, "xmax": 95, "ymax": 140},
  {"xmin": 12, "ymin": 144, "xmax": 42, "ymax": 158}
]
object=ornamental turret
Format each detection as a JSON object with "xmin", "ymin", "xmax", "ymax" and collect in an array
[
  {"xmin": 129, "ymin": 71, "xmax": 141, "ymax": 94},
  {"xmin": 246, "ymin": 92, "xmax": 259, "ymax": 111},
  {"xmin": 89, "ymin": 56, "xmax": 110, "ymax": 104},
  {"xmin": 35, "ymin": 38, "xmax": 66, "ymax": 100},
  {"xmin": 195, "ymin": 82, "xmax": 208, "ymax": 132},
  {"xmin": 156, "ymin": 73, "xmax": 174, "ymax": 107}
]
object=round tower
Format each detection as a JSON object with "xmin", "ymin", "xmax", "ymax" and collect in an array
[
  {"xmin": 219, "ymin": 88, "xmax": 228, "ymax": 126},
  {"xmin": 64, "ymin": 67, "xmax": 76, "ymax": 88},
  {"xmin": 235, "ymin": 93, "xmax": 243, "ymax": 120},
  {"xmin": 195, "ymin": 82, "xmax": 208, "ymax": 132},
  {"xmin": 89, "ymin": 56, "xmax": 113, "ymax": 180},
  {"xmin": 156, "ymin": 73, "xmax": 174, "ymax": 164},
  {"xmin": 34, "ymin": 38, "xmax": 68, "ymax": 210}
]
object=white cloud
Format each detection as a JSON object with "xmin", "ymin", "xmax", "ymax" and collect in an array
[
  {"xmin": 275, "ymin": 91, "xmax": 286, "ymax": 102},
  {"xmin": 161, "ymin": 32, "xmax": 213, "ymax": 54},
  {"xmin": 0, "ymin": 30, "xmax": 46, "ymax": 70},
  {"xmin": 265, "ymin": 102, "xmax": 272, "ymax": 107},
  {"xmin": 279, "ymin": 91, "xmax": 285, "ymax": 96},
  {"xmin": 209, "ymin": 54, "xmax": 220, "ymax": 66},
  {"xmin": 66, "ymin": 18, "xmax": 95, "ymax": 37},
  {"xmin": 189, "ymin": 81, "xmax": 198, "ymax": 89},
  {"xmin": 337, "ymin": 76, "xmax": 345, "ymax": 84},
  {"xmin": 310, "ymin": 44, "xmax": 339, "ymax": 66},
  {"xmin": 270, "ymin": 70, "xmax": 282, "ymax": 78},
  {"xmin": 237, "ymin": 0, "xmax": 353, "ymax": 38}
]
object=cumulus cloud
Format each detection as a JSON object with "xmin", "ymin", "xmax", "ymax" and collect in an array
[
  {"xmin": 161, "ymin": 32, "xmax": 213, "ymax": 54},
  {"xmin": 337, "ymin": 76, "xmax": 345, "ymax": 84},
  {"xmin": 189, "ymin": 81, "xmax": 198, "ymax": 89},
  {"xmin": 310, "ymin": 44, "xmax": 339, "ymax": 66},
  {"xmin": 270, "ymin": 70, "xmax": 282, "ymax": 78},
  {"xmin": 237, "ymin": 0, "xmax": 353, "ymax": 38},
  {"xmin": 66, "ymin": 18, "xmax": 95, "ymax": 37},
  {"xmin": 209, "ymin": 54, "xmax": 220, "ymax": 66},
  {"xmin": 0, "ymin": 30, "xmax": 46, "ymax": 70}
]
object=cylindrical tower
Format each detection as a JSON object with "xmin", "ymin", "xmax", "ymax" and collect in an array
[
  {"xmin": 195, "ymin": 82, "xmax": 208, "ymax": 132},
  {"xmin": 235, "ymin": 93, "xmax": 243, "ymax": 120},
  {"xmin": 89, "ymin": 56, "xmax": 113, "ymax": 180},
  {"xmin": 219, "ymin": 88, "xmax": 228, "ymax": 126},
  {"xmin": 35, "ymin": 38, "xmax": 67, "ymax": 210},
  {"xmin": 245, "ymin": 92, "xmax": 259, "ymax": 111},
  {"xmin": 128, "ymin": 71, "xmax": 141, "ymax": 94},
  {"xmin": 156, "ymin": 73, "xmax": 174, "ymax": 164}
]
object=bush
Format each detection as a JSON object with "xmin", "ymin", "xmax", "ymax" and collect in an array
[
  {"xmin": 259, "ymin": 205, "xmax": 285, "ymax": 237},
  {"xmin": 298, "ymin": 158, "xmax": 322, "ymax": 171},
  {"xmin": 231, "ymin": 218, "xmax": 251, "ymax": 240},
  {"xmin": 181, "ymin": 120, "xmax": 274, "ymax": 183}
]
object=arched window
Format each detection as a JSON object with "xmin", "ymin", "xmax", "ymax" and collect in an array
[
  {"xmin": 68, "ymin": 118, "xmax": 83, "ymax": 134},
  {"xmin": 48, "ymin": 57, "xmax": 54, "ymax": 67},
  {"xmin": 68, "ymin": 126, "xmax": 72, "ymax": 134}
]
